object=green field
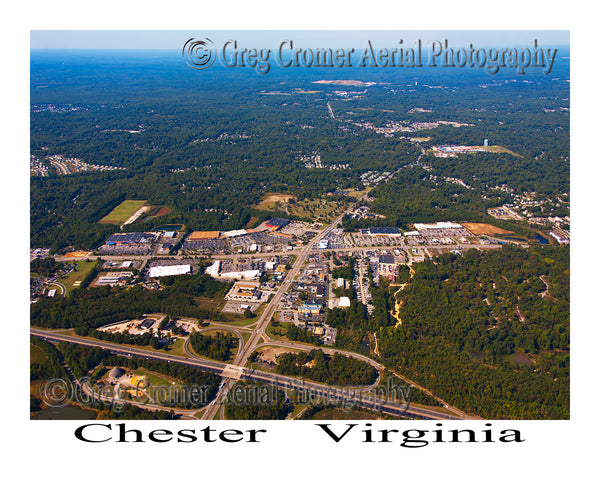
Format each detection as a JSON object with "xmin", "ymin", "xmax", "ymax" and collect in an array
[
  {"xmin": 98, "ymin": 200, "xmax": 146, "ymax": 225},
  {"xmin": 61, "ymin": 261, "xmax": 97, "ymax": 293},
  {"xmin": 132, "ymin": 368, "xmax": 183, "ymax": 388}
]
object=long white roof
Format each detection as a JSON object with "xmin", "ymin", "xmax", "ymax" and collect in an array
[
  {"xmin": 149, "ymin": 264, "xmax": 191, "ymax": 278},
  {"xmin": 223, "ymin": 229, "xmax": 248, "ymax": 238},
  {"xmin": 414, "ymin": 222, "xmax": 463, "ymax": 230}
]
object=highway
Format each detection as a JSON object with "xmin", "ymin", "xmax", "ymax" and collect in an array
[
  {"xmin": 201, "ymin": 206, "xmax": 350, "ymax": 419},
  {"xmin": 41, "ymin": 183, "xmax": 481, "ymax": 421},
  {"xmin": 31, "ymin": 327, "xmax": 462, "ymax": 421}
]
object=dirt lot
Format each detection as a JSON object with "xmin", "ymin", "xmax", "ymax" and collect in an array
[
  {"xmin": 257, "ymin": 346, "xmax": 297, "ymax": 363},
  {"xmin": 256, "ymin": 194, "xmax": 297, "ymax": 211},
  {"xmin": 63, "ymin": 251, "xmax": 91, "ymax": 258},
  {"xmin": 461, "ymin": 222, "xmax": 513, "ymax": 236},
  {"xmin": 146, "ymin": 205, "xmax": 171, "ymax": 217}
]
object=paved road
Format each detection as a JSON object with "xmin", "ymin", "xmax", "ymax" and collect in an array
[
  {"xmin": 257, "ymin": 340, "xmax": 385, "ymax": 372},
  {"xmin": 30, "ymin": 328, "xmax": 461, "ymax": 420},
  {"xmin": 52, "ymin": 241, "xmax": 504, "ymax": 265},
  {"xmin": 201, "ymin": 205, "xmax": 360, "ymax": 420},
  {"xmin": 45, "ymin": 282, "xmax": 66, "ymax": 296},
  {"xmin": 183, "ymin": 327, "xmax": 245, "ymax": 364}
]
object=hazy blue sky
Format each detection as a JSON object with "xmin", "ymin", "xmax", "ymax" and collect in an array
[{"xmin": 31, "ymin": 30, "xmax": 569, "ymax": 50}]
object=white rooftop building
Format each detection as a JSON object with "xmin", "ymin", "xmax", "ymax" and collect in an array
[
  {"xmin": 414, "ymin": 221, "xmax": 463, "ymax": 231},
  {"xmin": 223, "ymin": 229, "xmax": 248, "ymax": 238},
  {"xmin": 265, "ymin": 261, "xmax": 276, "ymax": 270},
  {"xmin": 205, "ymin": 260, "xmax": 221, "ymax": 277},
  {"xmin": 220, "ymin": 270, "xmax": 261, "ymax": 280},
  {"xmin": 339, "ymin": 297, "xmax": 351, "ymax": 308},
  {"xmin": 149, "ymin": 264, "xmax": 191, "ymax": 278}
]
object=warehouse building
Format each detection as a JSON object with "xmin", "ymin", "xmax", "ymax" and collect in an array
[
  {"xmin": 367, "ymin": 227, "xmax": 403, "ymax": 236},
  {"xmin": 413, "ymin": 221, "xmax": 463, "ymax": 231},
  {"xmin": 149, "ymin": 264, "xmax": 191, "ymax": 278}
]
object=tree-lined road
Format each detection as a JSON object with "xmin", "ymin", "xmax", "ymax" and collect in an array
[{"xmin": 30, "ymin": 328, "xmax": 463, "ymax": 420}]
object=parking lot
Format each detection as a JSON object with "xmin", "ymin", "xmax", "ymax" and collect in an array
[{"xmin": 350, "ymin": 232, "xmax": 405, "ymax": 247}]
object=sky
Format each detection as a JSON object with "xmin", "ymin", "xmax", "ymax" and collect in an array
[{"xmin": 30, "ymin": 30, "xmax": 570, "ymax": 51}]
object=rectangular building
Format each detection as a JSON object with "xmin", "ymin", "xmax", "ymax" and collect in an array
[
  {"xmin": 188, "ymin": 231, "xmax": 221, "ymax": 241},
  {"xmin": 265, "ymin": 218, "xmax": 290, "ymax": 230},
  {"xmin": 106, "ymin": 232, "xmax": 154, "ymax": 244},
  {"xmin": 149, "ymin": 264, "xmax": 191, "ymax": 278},
  {"xmin": 367, "ymin": 227, "xmax": 403, "ymax": 236}
]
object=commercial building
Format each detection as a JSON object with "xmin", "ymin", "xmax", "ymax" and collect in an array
[
  {"xmin": 105, "ymin": 232, "xmax": 155, "ymax": 244},
  {"xmin": 220, "ymin": 270, "xmax": 261, "ymax": 280},
  {"xmin": 139, "ymin": 318, "xmax": 155, "ymax": 330},
  {"xmin": 205, "ymin": 260, "xmax": 221, "ymax": 277},
  {"xmin": 413, "ymin": 222, "xmax": 463, "ymax": 231},
  {"xmin": 412, "ymin": 222, "xmax": 470, "ymax": 238},
  {"xmin": 223, "ymin": 229, "xmax": 248, "ymax": 238},
  {"xmin": 96, "ymin": 271, "xmax": 134, "ymax": 286},
  {"xmin": 205, "ymin": 259, "xmax": 263, "ymax": 280},
  {"xmin": 338, "ymin": 297, "xmax": 351, "ymax": 308},
  {"xmin": 298, "ymin": 303, "xmax": 323, "ymax": 315},
  {"xmin": 225, "ymin": 281, "xmax": 265, "ymax": 302},
  {"xmin": 378, "ymin": 254, "xmax": 397, "ymax": 279},
  {"xmin": 265, "ymin": 218, "xmax": 290, "ymax": 231},
  {"xmin": 367, "ymin": 227, "xmax": 403, "ymax": 236},
  {"xmin": 188, "ymin": 231, "xmax": 221, "ymax": 241},
  {"xmin": 149, "ymin": 264, "xmax": 191, "ymax": 278}
]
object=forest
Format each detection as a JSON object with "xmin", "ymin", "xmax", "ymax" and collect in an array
[
  {"xmin": 325, "ymin": 244, "xmax": 569, "ymax": 418},
  {"xmin": 30, "ymin": 339, "xmax": 221, "ymax": 414},
  {"xmin": 31, "ymin": 50, "xmax": 568, "ymax": 251},
  {"xmin": 378, "ymin": 245, "xmax": 569, "ymax": 419},
  {"xmin": 30, "ymin": 272, "xmax": 231, "ymax": 331},
  {"xmin": 189, "ymin": 331, "xmax": 239, "ymax": 361},
  {"xmin": 274, "ymin": 349, "xmax": 377, "ymax": 386},
  {"xmin": 225, "ymin": 380, "xmax": 291, "ymax": 420}
]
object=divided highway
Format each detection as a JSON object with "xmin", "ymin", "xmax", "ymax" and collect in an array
[{"xmin": 30, "ymin": 328, "xmax": 462, "ymax": 421}]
